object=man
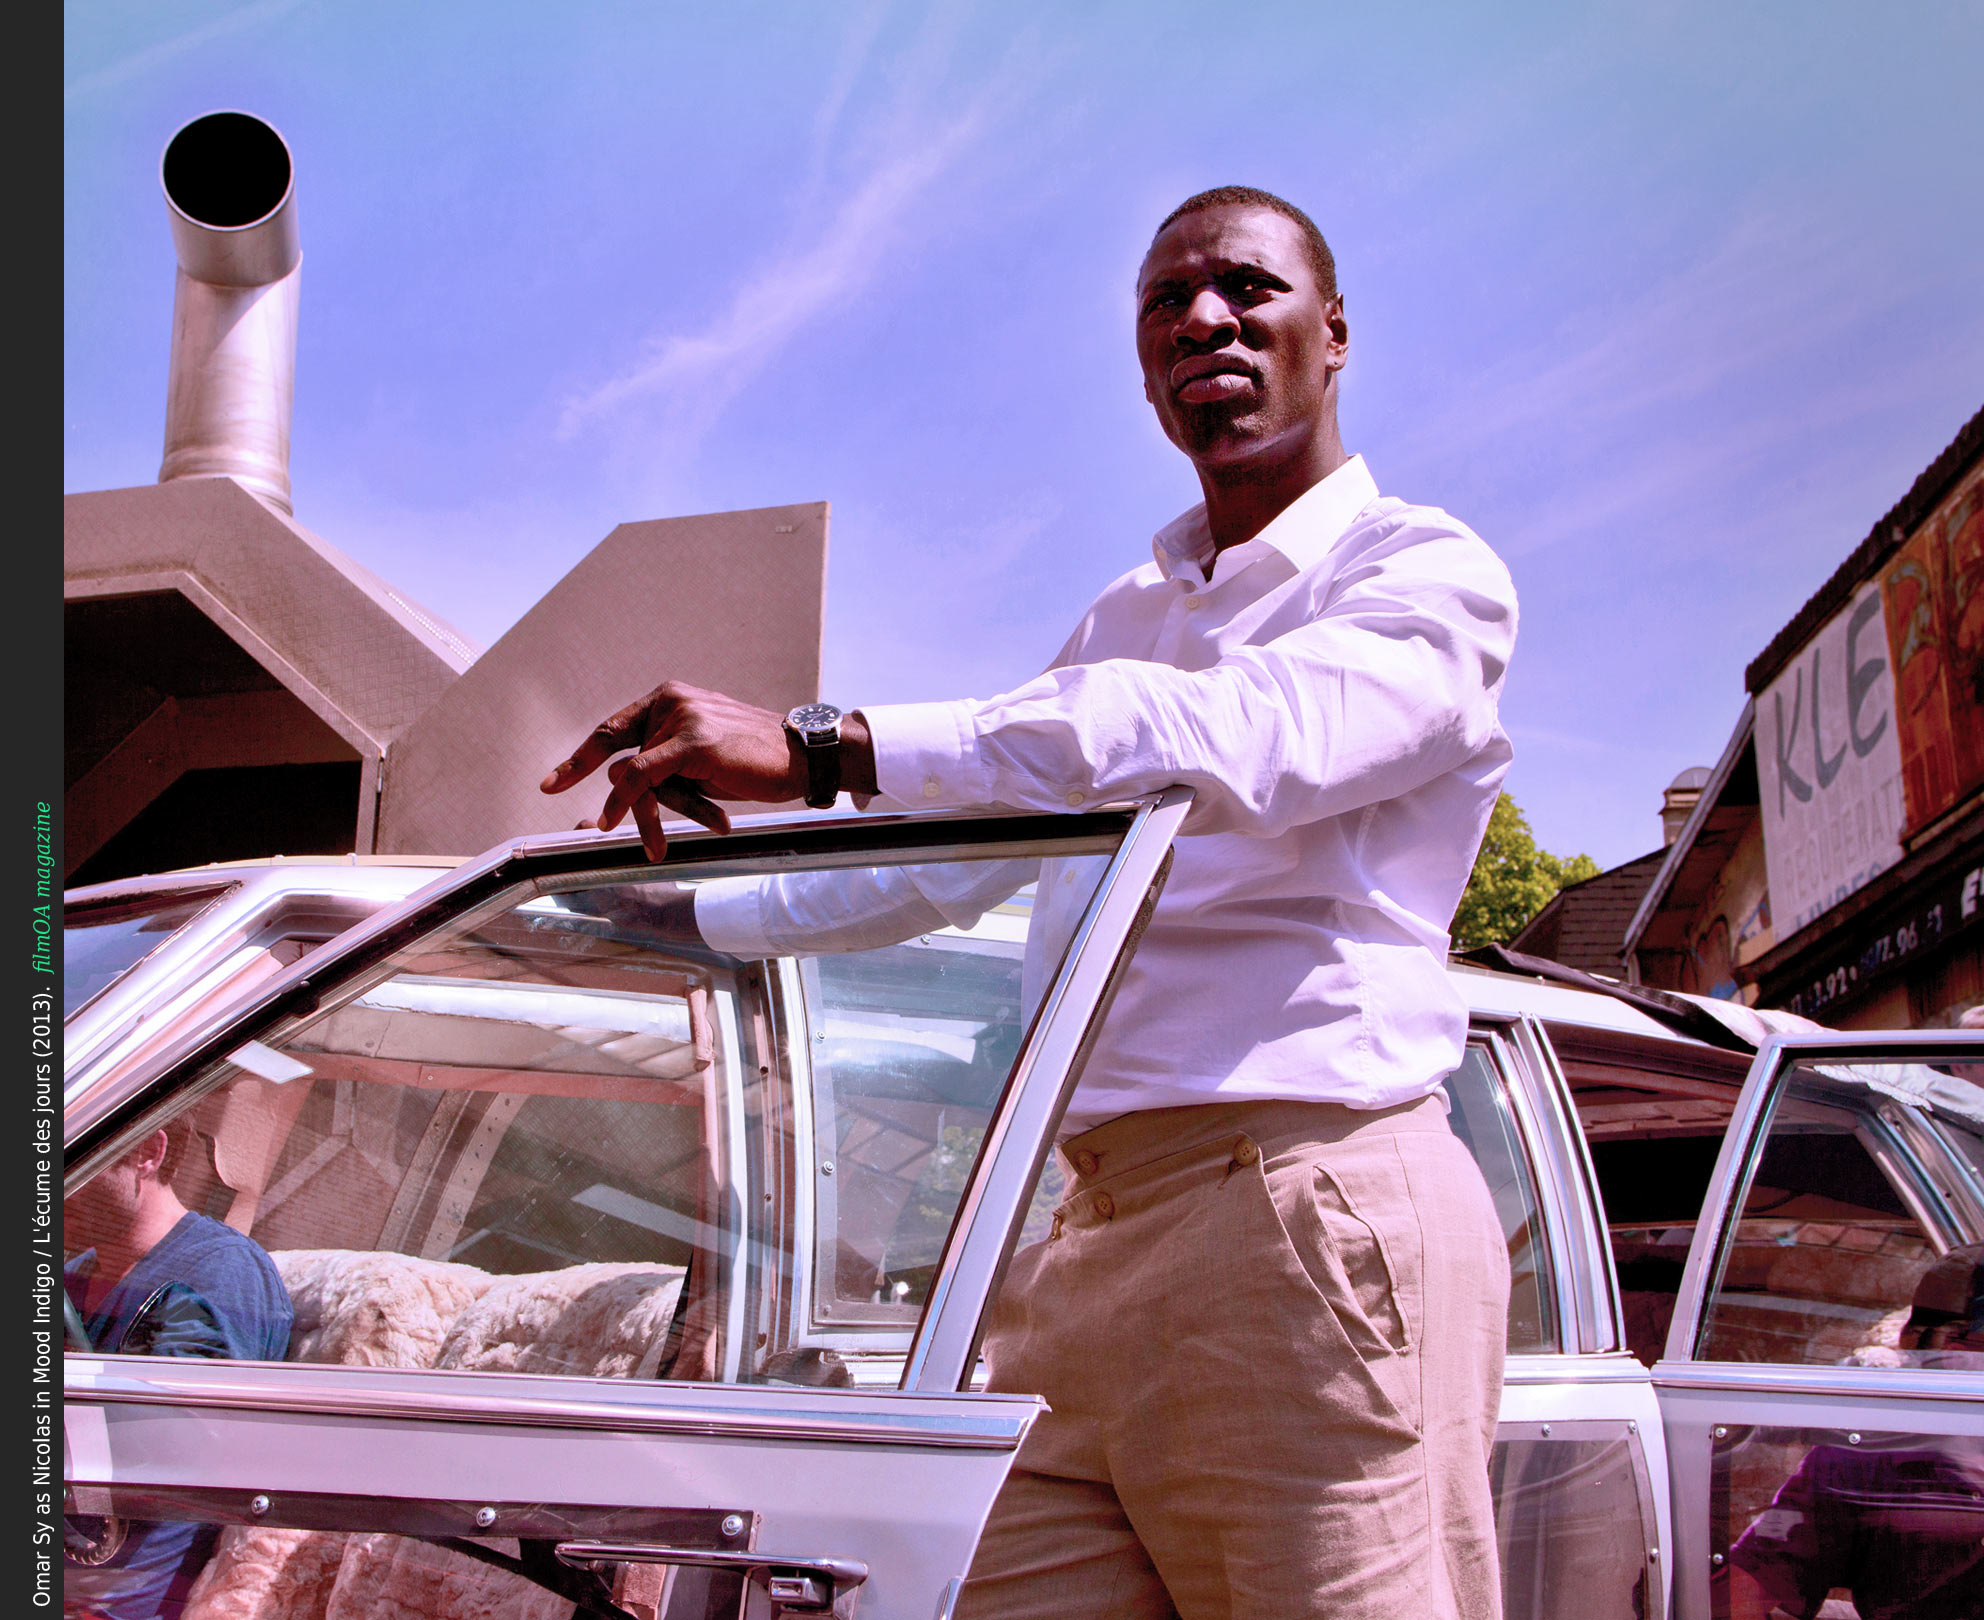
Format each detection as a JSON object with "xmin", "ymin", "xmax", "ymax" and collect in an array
[
  {"xmin": 65, "ymin": 1121, "xmax": 293, "ymax": 1619},
  {"xmin": 544, "ymin": 186, "xmax": 1517, "ymax": 1618}
]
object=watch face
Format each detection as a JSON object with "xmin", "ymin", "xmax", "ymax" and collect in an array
[{"xmin": 787, "ymin": 702, "xmax": 843, "ymax": 738}]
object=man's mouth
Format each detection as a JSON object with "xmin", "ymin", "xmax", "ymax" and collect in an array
[{"xmin": 1170, "ymin": 355, "xmax": 1258, "ymax": 405}]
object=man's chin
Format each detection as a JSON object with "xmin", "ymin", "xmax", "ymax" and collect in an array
[{"xmin": 1172, "ymin": 410, "xmax": 1276, "ymax": 467}]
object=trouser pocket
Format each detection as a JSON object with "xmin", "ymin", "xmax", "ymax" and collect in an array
[{"xmin": 1255, "ymin": 1134, "xmax": 1424, "ymax": 1433}]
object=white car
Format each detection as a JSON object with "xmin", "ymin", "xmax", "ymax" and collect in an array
[{"xmin": 63, "ymin": 797, "xmax": 1984, "ymax": 1619}]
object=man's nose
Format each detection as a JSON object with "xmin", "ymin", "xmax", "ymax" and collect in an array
[{"xmin": 1175, "ymin": 286, "xmax": 1239, "ymax": 348}]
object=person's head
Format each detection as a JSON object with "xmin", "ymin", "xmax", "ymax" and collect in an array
[
  {"xmin": 1898, "ymin": 1244, "xmax": 1984, "ymax": 1354},
  {"xmin": 1135, "ymin": 186, "xmax": 1348, "ymax": 477},
  {"xmin": 67, "ymin": 1121, "xmax": 196, "ymax": 1257}
]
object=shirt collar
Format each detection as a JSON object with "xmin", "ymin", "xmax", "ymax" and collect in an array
[{"xmin": 1151, "ymin": 454, "xmax": 1380, "ymax": 582}]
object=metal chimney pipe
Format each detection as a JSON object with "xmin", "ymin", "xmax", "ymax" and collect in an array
[{"xmin": 158, "ymin": 111, "xmax": 301, "ymax": 514}]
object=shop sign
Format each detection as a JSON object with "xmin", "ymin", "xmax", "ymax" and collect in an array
[
  {"xmin": 1781, "ymin": 849, "xmax": 1984, "ymax": 1020},
  {"xmin": 1757, "ymin": 581, "xmax": 1908, "ymax": 936}
]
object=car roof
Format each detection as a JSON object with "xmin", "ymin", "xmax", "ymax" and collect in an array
[{"xmin": 66, "ymin": 851, "xmax": 1780, "ymax": 1060}]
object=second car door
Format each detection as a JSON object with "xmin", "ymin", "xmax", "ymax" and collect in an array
[{"xmin": 1653, "ymin": 1029, "xmax": 1984, "ymax": 1620}]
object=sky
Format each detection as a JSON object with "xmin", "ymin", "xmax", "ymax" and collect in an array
[{"xmin": 64, "ymin": 0, "xmax": 1984, "ymax": 869}]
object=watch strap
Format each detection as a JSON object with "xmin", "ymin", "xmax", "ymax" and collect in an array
[{"xmin": 800, "ymin": 731, "xmax": 839, "ymax": 809}]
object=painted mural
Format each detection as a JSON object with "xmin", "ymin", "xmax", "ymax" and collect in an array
[
  {"xmin": 1680, "ymin": 814, "xmax": 1773, "ymax": 1001},
  {"xmin": 1884, "ymin": 459, "xmax": 1984, "ymax": 834}
]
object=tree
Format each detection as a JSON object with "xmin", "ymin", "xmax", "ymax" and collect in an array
[{"xmin": 1450, "ymin": 794, "xmax": 1601, "ymax": 951}]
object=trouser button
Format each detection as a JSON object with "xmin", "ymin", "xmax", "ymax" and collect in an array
[
  {"xmin": 1072, "ymin": 1149, "xmax": 1100, "ymax": 1177},
  {"xmin": 1093, "ymin": 1192, "xmax": 1115, "ymax": 1220},
  {"xmin": 1232, "ymin": 1137, "xmax": 1259, "ymax": 1166}
]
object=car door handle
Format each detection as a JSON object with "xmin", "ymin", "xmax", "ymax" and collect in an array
[{"xmin": 557, "ymin": 1540, "xmax": 869, "ymax": 1616}]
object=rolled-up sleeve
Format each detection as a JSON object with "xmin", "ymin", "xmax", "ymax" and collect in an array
[{"xmin": 864, "ymin": 521, "xmax": 1516, "ymax": 839}]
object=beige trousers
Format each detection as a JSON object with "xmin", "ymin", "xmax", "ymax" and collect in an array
[{"xmin": 958, "ymin": 1093, "xmax": 1509, "ymax": 1620}]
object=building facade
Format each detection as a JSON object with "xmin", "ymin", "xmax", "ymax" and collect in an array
[{"xmin": 1624, "ymin": 405, "xmax": 1984, "ymax": 1029}]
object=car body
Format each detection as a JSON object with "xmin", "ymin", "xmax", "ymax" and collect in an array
[{"xmin": 63, "ymin": 797, "xmax": 1984, "ymax": 1619}]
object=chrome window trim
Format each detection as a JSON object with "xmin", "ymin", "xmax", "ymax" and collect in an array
[
  {"xmin": 1461, "ymin": 1019, "xmax": 1577, "ymax": 1356},
  {"xmin": 1854, "ymin": 1104, "xmax": 1964, "ymax": 1249},
  {"xmin": 711, "ymin": 981, "xmax": 752, "ymax": 1385},
  {"xmin": 1911, "ymin": 1109, "xmax": 1984, "ymax": 1232},
  {"xmin": 1502, "ymin": 1352, "xmax": 1656, "ymax": 1387},
  {"xmin": 902, "ymin": 788, "xmax": 1193, "ymax": 1392},
  {"xmin": 1512, "ymin": 1015, "xmax": 1629, "ymax": 1356},
  {"xmin": 62, "ymin": 879, "xmax": 241, "ymax": 1030},
  {"xmin": 1650, "ymin": 1358, "xmax": 1984, "ymax": 1402},
  {"xmin": 1873, "ymin": 1099, "xmax": 1984, "ymax": 1241},
  {"xmin": 1666, "ymin": 1029, "xmax": 1984, "ymax": 1367},
  {"xmin": 65, "ymin": 872, "xmax": 443, "ymax": 1091},
  {"xmin": 779, "ymin": 955, "xmax": 824, "ymax": 1348},
  {"xmin": 64, "ymin": 1357, "xmax": 1043, "ymax": 1450}
]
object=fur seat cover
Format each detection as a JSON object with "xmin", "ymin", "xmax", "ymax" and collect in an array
[{"xmin": 181, "ymin": 1251, "xmax": 686, "ymax": 1620}]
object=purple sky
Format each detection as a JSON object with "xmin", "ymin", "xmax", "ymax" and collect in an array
[{"xmin": 65, "ymin": 1, "xmax": 1984, "ymax": 867}]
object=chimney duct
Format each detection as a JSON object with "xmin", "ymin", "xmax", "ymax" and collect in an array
[{"xmin": 158, "ymin": 111, "xmax": 301, "ymax": 514}]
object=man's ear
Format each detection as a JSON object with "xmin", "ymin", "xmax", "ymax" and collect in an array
[
  {"xmin": 1327, "ymin": 295, "xmax": 1349, "ymax": 370},
  {"xmin": 131, "ymin": 1128, "xmax": 172, "ymax": 1181}
]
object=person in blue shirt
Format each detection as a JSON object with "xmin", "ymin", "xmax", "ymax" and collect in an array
[{"xmin": 65, "ymin": 1119, "xmax": 293, "ymax": 1619}]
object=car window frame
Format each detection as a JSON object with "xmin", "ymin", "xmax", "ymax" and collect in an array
[
  {"xmin": 1666, "ymin": 1028, "xmax": 1984, "ymax": 1378},
  {"xmin": 65, "ymin": 797, "xmax": 1189, "ymax": 1397}
]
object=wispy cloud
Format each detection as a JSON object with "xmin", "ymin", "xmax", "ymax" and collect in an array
[
  {"xmin": 556, "ymin": 7, "xmax": 1042, "ymax": 445},
  {"xmin": 64, "ymin": 0, "xmax": 305, "ymax": 105}
]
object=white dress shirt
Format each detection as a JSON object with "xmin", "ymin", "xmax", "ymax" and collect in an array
[{"xmin": 699, "ymin": 455, "xmax": 1517, "ymax": 1128}]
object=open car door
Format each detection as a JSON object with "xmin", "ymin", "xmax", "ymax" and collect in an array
[
  {"xmin": 63, "ymin": 796, "xmax": 1186, "ymax": 1620},
  {"xmin": 1652, "ymin": 1028, "xmax": 1984, "ymax": 1620}
]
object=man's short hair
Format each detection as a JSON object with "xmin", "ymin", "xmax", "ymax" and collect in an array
[
  {"xmin": 1907, "ymin": 1243, "xmax": 1984, "ymax": 1341},
  {"xmin": 1152, "ymin": 186, "xmax": 1338, "ymax": 300}
]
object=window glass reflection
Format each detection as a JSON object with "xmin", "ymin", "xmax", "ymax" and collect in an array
[
  {"xmin": 1718, "ymin": 1426, "xmax": 1984, "ymax": 1620},
  {"xmin": 1701, "ymin": 1061, "xmax": 1984, "ymax": 1367}
]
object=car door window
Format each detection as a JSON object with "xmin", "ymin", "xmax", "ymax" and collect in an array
[
  {"xmin": 804, "ymin": 875, "xmax": 1060, "ymax": 1340},
  {"xmin": 1682, "ymin": 1051, "xmax": 1984, "ymax": 1620},
  {"xmin": 1697, "ymin": 1058, "xmax": 1984, "ymax": 1369},
  {"xmin": 1548, "ymin": 1024, "xmax": 1751, "ymax": 1366},
  {"xmin": 64, "ymin": 843, "xmax": 1119, "ymax": 1393}
]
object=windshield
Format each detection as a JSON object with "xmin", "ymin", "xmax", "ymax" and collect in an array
[{"xmin": 63, "ymin": 886, "xmax": 236, "ymax": 1020}]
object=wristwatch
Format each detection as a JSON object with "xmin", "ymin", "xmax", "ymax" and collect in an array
[{"xmin": 784, "ymin": 703, "xmax": 845, "ymax": 809}]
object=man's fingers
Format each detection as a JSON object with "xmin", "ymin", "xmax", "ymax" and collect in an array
[
  {"xmin": 654, "ymin": 779, "xmax": 732, "ymax": 836},
  {"xmin": 597, "ymin": 741, "xmax": 693, "ymax": 831},
  {"xmin": 624, "ymin": 778, "xmax": 726, "ymax": 861},
  {"xmin": 629, "ymin": 790, "xmax": 670, "ymax": 863},
  {"xmin": 541, "ymin": 692, "xmax": 669, "ymax": 794}
]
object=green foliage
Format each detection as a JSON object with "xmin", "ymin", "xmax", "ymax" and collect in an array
[{"xmin": 1450, "ymin": 794, "xmax": 1601, "ymax": 952}]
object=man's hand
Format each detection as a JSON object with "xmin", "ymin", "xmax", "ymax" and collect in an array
[{"xmin": 541, "ymin": 681, "xmax": 874, "ymax": 860}]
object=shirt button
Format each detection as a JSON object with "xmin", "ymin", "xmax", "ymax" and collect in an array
[
  {"xmin": 1065, "ymin": 790, "xmax": 1086, "ymax": 806},
  {"xmin": 1232, "ymin": 1138, "xmax": 1258, "ymax": 1166},
  {"xmin": 1093, "ymin": 1192, "xmax": 1115, "ymax": 1220},
  {"xmin": 1072, "ymin": 1150, "xmax": 1100, "ymax": 1177},
  {"xmin": 1184, "ymin": 596, "xmax": 1204, "ymax": 611},
  {"xmin": 922, "ymin": 780, "xmax": 940, "ymax": 799}
]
